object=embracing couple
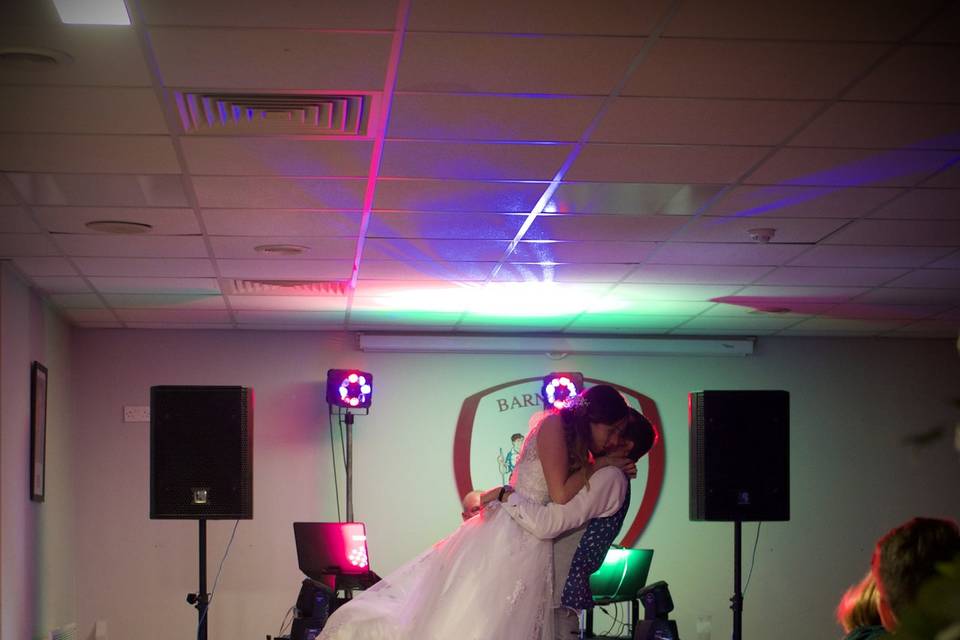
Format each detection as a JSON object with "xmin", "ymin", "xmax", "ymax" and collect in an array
[{"xmin": 319, "ymin": 384, "xmax": 655, "ymax": 640}]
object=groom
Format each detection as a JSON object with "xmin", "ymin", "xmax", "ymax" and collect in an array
[{"xmin": 467, "ymin": 409, "xmax": 655, "ymax": 639}]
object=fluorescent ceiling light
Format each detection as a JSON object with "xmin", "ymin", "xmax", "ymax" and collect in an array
[
  {"xmin": 357, "ymin": 334, "xmax": 755, "ymax": 357},
  {"xmin": 54, "ymin": 0, "xmax": 131, "ymax": 25}
]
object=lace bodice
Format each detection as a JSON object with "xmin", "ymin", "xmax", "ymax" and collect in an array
[{"xmin": 509, "ymin": 423, "xmax": 550, "ymax": 505}]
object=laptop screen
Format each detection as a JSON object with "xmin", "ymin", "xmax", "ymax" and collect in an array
[
  {"xmin": 293, "ymin": 522, "xmax": 370, "ymax": 579},
  {"xmin": 589, "ymin": 547, "xmax": 654, "ymax": 602}
]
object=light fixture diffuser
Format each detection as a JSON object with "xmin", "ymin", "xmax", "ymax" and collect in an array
[{"xmin": 53, "ymin": 0, "xmax": 130, "ymax": 25}]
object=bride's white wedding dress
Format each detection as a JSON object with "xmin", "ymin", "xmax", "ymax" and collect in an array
[{"xmin": 318, "ymin": 423, "xmax": 554, "ymax": 640}]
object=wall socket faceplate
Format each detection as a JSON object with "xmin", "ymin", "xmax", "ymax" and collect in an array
[{"xmin": 123, "ymin": 406, "xmax": 150, "ymax": 423}]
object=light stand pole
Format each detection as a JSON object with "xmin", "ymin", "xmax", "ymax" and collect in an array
[{"xmin": 345, "ymin": 411, "xmax": 354, "ymax": 522}]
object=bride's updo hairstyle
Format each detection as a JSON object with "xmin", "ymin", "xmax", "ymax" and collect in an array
[{"xmin": 559, "ymin": 384, "xmax": 628, "ymax": 474}]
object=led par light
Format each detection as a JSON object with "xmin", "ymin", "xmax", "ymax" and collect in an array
[
  {"xmin": 541, "ymin": 372, "xmax": 584, "ymax": 409},
  {"xmin": 326, "ymin": 369, "xmax": 373, "ymax": 409}
]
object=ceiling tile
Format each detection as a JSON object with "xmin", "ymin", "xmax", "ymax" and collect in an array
[
  {"xmin": 102, "ymin": 294, "xmax": 225, "ymax": 309},
  {"xmin": 458, "ymin": 314, "xmax": 579, "ymax": 330},
  {"xmin": 192, "ymin": 177, "xmax": 366, "ymax": 209},
  {"xmin": 922, "ymin": 162, "xmax": 960, "ymax": 188},
  {"xmin": 623, "ymin": 264, "xmax": 772, "ymax": 285},
  {"xmin": 788, "ymin": 245, "xmax": 955, "ymax": 268},
  {"xmin": 551, "ymin": 183, "xmax": 723, "ymax": 215},
  {"xmin": 606, "ymin": 283, "xmax": 743, "ymax": 301},
  {"xmin": 408, "ymin": 0, "xmax": 667, "ymax": 34},
  {"xmin": 847, "ymin": 46, "xmax": 960, "ymax": 102},
  {"xmin": 60, "ymin": 309, "xmax": 117, "ymax": 323},
  {"xmin": 827, "ymin": 302, "xmax": 950, "ymax": 320},
  {"xmin": 0, "ymin": 233, "xmax": 59, "ymax": 257},
  {"xmin": 735, "ymin": 285, "xmax": 868, "ymax": 301},
  {"xmin": 181, "ymin": 139, "xmax": 373, "ymax": 178},
  {"xmin": 388, "ymin": 94, "xmax": 602, "ymax": 142},
  {"xmin": 202, "ymin": 210, "xmax": 361, "ymax": 236},
  {"xmin": 114, "ymin": 308, "xmax": 233, "ymax": 323},
  {"xmin": 675, "ymin": 315, "xmax": 799, "ymax": 332},
  {"xmin": 0, "ymin": 134, "xmax": 180, "ymax": 174},
  {"xmin": 141, "ymin": 0, "xmax": 398, "ymax": 29},
  {"xmin": 216, "ymin": 259, "xmax": 352, "ymax": 279},
  {"xmin": 510, "ymin": 240, "xmax": 658, "ymax": 264},
  {"xmin": 791, "ymin": 102, "xmax": 960, "ymax": 149},
  {"xmin": 756, "ymin": 266, "xmax": 907, "ymax": 287},
  {"xmin": 398, "ymin": 33, "xmax": 644, "ymax": 94},
  {"xmin": 0, "ymin": 87, "xmax": 167, "ymax": 135},
  {"xmin": 783, "ymin": 318, "xmax": 909, "ymax": 333},
  {"xmin": 527, "ymin": 214, "xmax": 689, "ymax": 241},
  {"xmin": 56, "ymin": 235, "xmax": 208, "ymax": 258},
  {"xmin": 822, "ymin": 220, "xmax": 960, "ymax": 246},
  {"xmin": 665, "ymin": 0, "xmax": 938, "ymax": 41},
  {"xmin": 0, "ymin": 206, "xmax": 40, "ymax": 232},
  {"xmin": 0, "ymin": 26, "xmax": 151, "ymax": 87},
  {"xmin": 89, "ymin": 277, "xmax": 220, "ymax": 294},
  {"xmin": 33, "ymin": 207, "xmax": 199, "ymax": 235},
  {"xmin": 565, "ymin": 314, "xmax": 687, "ymax": 333},
  {"xmin": 884, "ymin": 269, "xmax": 960, "ymax": 288},
  {"xmin": 12, "ymin": 256, "xmax": 76, "ymax": 276},
  {"xmin": 150, "ymin": 28, "xmax": 392, "ymax": 90},
  {"xmin": 7, "ymin": 173, "xmax": 188, "ymax": 207},
  {"xmin": 380, "ymin": 141, "xmax": 571, "ymax": 181},
  {"xmin": 210, "ymin": 236, "xmax": 356, "ymax": 260},
  {"xmin": 567, "ymin": 144, "xmax": 769, "ymax": 183},
  {"xmin": 928, "ymin": 250, "xmax": 960, "ymax": 269},
  {"xmin": 744, "ymin": 148, "xmax": 955, "ymax": 187},
  {"xmin": 856, "ymin": 287, "xmax": 960, "ymax": 304},
  {"xmin": 233, "ymin": 309, "xmax": 344, "ymax": 325},
  {"xmin": 869, "ymin": 189, "xmax": 960, "ymax": 220},
  {"xmin": 29, "ymin": 276, "xmax": 91, "ymax": 293},
  {"xmin": 358, "ymin": 260, "xmax": 492, "ymax": 281},
  {"xmin": 74, "ymin": 257, "xmax": 215, "ymax": 277},
  {"xmin": 705, "ymin": 185, "xmax": 900, "ymax": 219},
  {"xmin": 592, "ymin": 98, "xmax": 823, "ymax": 146},
  {"xmin": 50, "ymin": 293, "xmax": 104, "ymax": 308},
  {"xmin": 347, "ymin": 310, "xmax": 459, "ymax": 330},
  {"xmin": 494, "ymin": 263, "xmax": 633, "ymax": 283},
  {"xmin": 623, "ymin": 40, "xmax": 884, "ymax": 99},
  {"xmin": 702, "ymin": 303, "xmax": 822, "ymax": 319},
  {"xmin": 890, "ymin": 321, "xmax": 958, "ymax": 337},
  {"xmin": 228, "ymin": 295, "xmax": 347, "ymax": 311},
  {"xmin": 673, "ymin": 215, "xmax": 848, "ymax": 244},
  {"xmin": 589, "ymin": 299, "xmax": 715, "ymax": 315},
  {"xmin": 913, "ymin": 1, "xmax": 960, "ymax": 42},
  {"xmin": 0, "ymin": 178, "xmax": 18, "ymax": 204},
  {"xmin": 648, "ymin": 242, "xmax": 809, "ymax": 265},
  {"xmin": 373, "ymin": 179, "xmax": 545, "ymax": 213},
  {"xmin": 367, "ymin": 212, "xmax": 525, "ymax": 240},
  {"xmin": 73, "ymin": 321, "xmax": 125, "ymax": 328},
  {"xmin": 363, "ymin": 238, "xmax": 510, "ymax": 262},
  {"xmin": 124, "ymin": 322, "xmax": 234, "ymax": 330}
]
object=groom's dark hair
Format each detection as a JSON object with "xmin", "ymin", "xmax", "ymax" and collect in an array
[{"xmin": 623, "ymin": 409, "xmax": 656, "ymax": 462}]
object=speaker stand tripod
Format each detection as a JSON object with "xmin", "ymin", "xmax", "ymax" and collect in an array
[
  {"xmin": 731, "ymin": 520, "xmax": 744, "ymax": 640},
  {"xmin": 185, "ymin": 519, "xmax": 209, "ymax": 640}
]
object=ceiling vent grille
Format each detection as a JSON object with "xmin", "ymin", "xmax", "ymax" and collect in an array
[
  {"xmin": 229, "ymin": 280, "xmax": 349, "ymax": 296},
  {"xmin": 175, "ymin": 92, "xmax": 372, "ymax": 136}
]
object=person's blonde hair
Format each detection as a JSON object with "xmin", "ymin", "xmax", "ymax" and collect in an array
[{"xmin": 836, "ymin": 571, "xmax": 882, "ymax": 633}]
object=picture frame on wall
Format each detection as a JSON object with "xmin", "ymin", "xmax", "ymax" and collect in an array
[{"xmin": 30, "ymin": 361, "xmax": 48, "ymax": 503}]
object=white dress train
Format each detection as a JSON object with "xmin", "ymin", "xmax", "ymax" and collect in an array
[{"xmin": 318, "ymin": 423, "xmax": 555, "ymax": 640}]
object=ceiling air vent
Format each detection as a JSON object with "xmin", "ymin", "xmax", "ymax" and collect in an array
[
  {"xmin": 229, "ymin": 280, "xmax": 349, "ymax": 296},
  {"xmin": 175, "ymin": 92, "xmax": 372, "ymax": 136}
]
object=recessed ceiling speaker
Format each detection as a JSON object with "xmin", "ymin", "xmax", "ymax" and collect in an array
[{"xmin": 150, "ymin": 386, "xmax": 253, "ymax": 519}]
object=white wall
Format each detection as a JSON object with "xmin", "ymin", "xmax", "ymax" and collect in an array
[
  {"xmin": 0, "ymin": 264, "xmax": 76, "ymax": 640},
  {"xmin": 67, "ymin": 328, "xmax": 960, "ymax": 640}
]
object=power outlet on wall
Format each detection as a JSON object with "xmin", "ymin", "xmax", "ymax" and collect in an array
[{"xmin": 123, "ymin": 406, "xmax": 150, "ymax": 423}]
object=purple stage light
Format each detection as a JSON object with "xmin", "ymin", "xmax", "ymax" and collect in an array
[
  {"xmin": 327, "ymin": 369, "xmax": 373, "ymax": 409},
  {"xmin": 541, "ymin": 372, "xmax": 584, "ymax": 409}
]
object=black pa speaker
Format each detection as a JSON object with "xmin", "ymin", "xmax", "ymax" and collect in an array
[
  {"xmin": 689, "ymin": 390, "xmax": 789, "ymax": 522},
  {"xmin": 150, "ymin": 385, "xmax": 253, "ymax": 519}
]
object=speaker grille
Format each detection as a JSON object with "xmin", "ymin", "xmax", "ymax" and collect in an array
[{"xmin": 150, "ymin": 386, "xmax": 253, "ymax": 519}]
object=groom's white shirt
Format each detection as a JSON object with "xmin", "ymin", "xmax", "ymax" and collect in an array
[{"xmin": 501, "ymin": 466, "xmax": 627, "ymax": 539}]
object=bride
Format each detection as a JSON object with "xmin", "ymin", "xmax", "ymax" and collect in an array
[{"xmin": 317, "ymin": 384, "xmax": 633, "ymax": 640}]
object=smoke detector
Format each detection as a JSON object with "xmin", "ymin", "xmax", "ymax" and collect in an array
[
  {"xmin": 748, "ymin": 228, "xmax": 776, "ymax": 243},
  {"xmin": 0, "ymin": 46, "xmax": 73, "ymax": 70}
]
